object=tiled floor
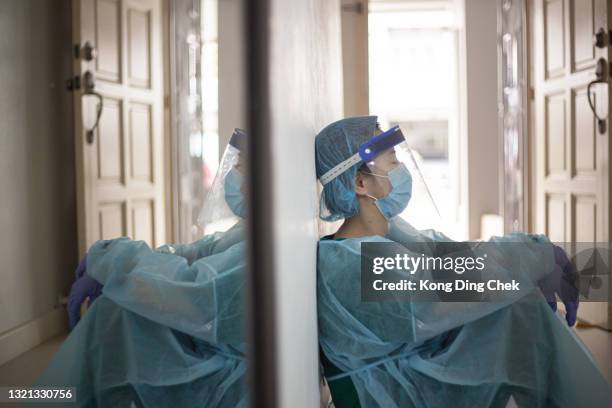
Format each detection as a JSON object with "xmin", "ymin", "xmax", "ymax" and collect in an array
[{"xmin": 0, "ymin": 327, "xmax": 609, "ymax": 393}]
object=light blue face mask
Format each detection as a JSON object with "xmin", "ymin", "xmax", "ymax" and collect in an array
[
  {"xmin": 224, "ymin": 168, "xmax": 246, "ymax": 218},
  {"xmin": 365, "ymin": 163, "xmax": 413, "ymax": 220}
]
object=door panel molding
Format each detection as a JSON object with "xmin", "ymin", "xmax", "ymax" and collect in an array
[
  {"xmin": 571, "ymin": 0, "xmax": 597, "ymax": 72},
  {"xmin": 74, "ymin": 0, "xmax": 165, "ymax": 251},
  {"xmin": 94, "ymin": 0, "xmax": 122, "ymax": 83},
  {"xmin": 530, "ymin": 0, "xmax": 610, "ymax": 328}
]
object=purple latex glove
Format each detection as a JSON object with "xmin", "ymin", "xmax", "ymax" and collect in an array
[
  {"xmin": 68, "ymin": 254, "xmax": 103, "ymax": 330},
  {"xmin": 539, "ymin": 245, "xmax": 579, "ymax": 326},
  {"xmin": 75, "ymin": 254, "xmax": 88, "ymax": 279}
]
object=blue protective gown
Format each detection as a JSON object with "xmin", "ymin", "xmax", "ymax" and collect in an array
[
  {"xmin": 318, "ymin": 219, "xmax": 611, "ymax": 407},
  {"xmin": 33, "ymin": 223, "xmax": 248, "ymax": 407}
]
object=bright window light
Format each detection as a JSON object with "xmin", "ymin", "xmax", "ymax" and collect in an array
[{"xmin": 369, "ymin": 0, "xmax": 464, "ymax": 239}]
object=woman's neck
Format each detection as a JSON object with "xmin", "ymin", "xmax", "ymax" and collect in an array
[{"xmin": 334, "ymin": 197, "xmax": 388, "ymax": 239}]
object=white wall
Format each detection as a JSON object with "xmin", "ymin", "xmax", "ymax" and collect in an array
[
  {"xmin": 0, "ymin": 0, "xmax": 75, "ymax": 363},
  {"xmin": 461, "ymin": 0, "xmax": 500, "ymax": 239},
  {"xmin": 268, "ymin": 0, "xmax": 343, "ymax": 406}
]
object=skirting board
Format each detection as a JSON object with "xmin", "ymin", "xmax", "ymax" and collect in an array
[{"xmin": 0, "ymin": 308, "xmax": 68, "ymax": 367}]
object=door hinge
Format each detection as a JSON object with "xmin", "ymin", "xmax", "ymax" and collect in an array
[{"xmin": 66, "ymin": 75, "xmax": 81, "ymax": 91}]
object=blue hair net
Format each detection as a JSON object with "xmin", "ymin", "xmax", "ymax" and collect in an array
[{"xmin": 315, "ymin": 116, "xmax": 378, "ymax": 221}]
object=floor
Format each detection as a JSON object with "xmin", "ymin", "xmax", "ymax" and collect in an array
[
  {"xmin": 0, "ymin": 334, "xmax": 66, "ymax": 387},
  {"xmin": 0, "ymin": 327, "xmax": 609, "ymax": 393},
  {"xmin": 0, "ymin": 334, "xmax": 66, "ymax": 408},
  {"xmin": 575, "ymin": 325, "xmax": 612, "ymax": 385}
]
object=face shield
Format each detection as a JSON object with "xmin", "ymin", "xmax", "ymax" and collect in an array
[
  {"xmin": 197, "ymin": 128, "xmax": 248, "ymax": 235},
  {"xmin": 319, "ymin": 126, "xmax": 441, "ymax": 230}
]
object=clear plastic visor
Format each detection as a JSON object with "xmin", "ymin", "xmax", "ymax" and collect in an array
[
  {"xmin": 197, "ymin": 141, "xmax": 247, "ymax": 235},
  {"xmin": 362, "ymin": 140, "xmax": 442, "ymax": 231}
]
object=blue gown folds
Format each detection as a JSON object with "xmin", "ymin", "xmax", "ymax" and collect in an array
[
  {"xmin": 318, "ymin": 219, "xmax": 611, "ymax": 407},
  {"xmin": 33, "ymin": 223, "xmax": 248, "ymax": 407}
]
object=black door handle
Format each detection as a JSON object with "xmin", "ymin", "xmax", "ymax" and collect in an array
[
  {"xmin": 587, "ymin": 58, "xmax": 608, "ymax": 134},
  {"xmin": 82, "ymin": 71, "xmax": 104, "ymax": 144}
]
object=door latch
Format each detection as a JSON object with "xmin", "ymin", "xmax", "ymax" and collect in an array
[
  {"xmin": 593, "ymin": 27, "xmax": 612, "ymax": 49},
  {"xmin": 81, "ymin": 42, "xmax": 97, "ymax": 61},
  {"xmin": 74, "ymin": 41, "xmax": 97, "ymax": 61}
]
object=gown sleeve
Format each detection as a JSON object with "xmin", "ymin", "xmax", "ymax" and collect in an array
[
  {"xmin": 86, "ymin": 236, "xmax": 246, "ymax": 345},
  {"xmin": 318, "ymin": 225, "xmax": 557, "ymax": 348},
  {"xmin": 156, "ymin": 222, "xmax": 245, "ymax": 263}
]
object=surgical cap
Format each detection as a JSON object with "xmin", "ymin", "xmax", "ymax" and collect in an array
[{"xmin": 315, "ymin": 116, "xmax": 378, "ymax": 221}]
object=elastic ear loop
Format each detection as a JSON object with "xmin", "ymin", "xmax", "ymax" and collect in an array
[{"xmin": 359, "ymin": 169, "xmax": 389, "ymax": 202}]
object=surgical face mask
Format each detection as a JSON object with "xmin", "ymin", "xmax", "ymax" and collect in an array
[
  {"xmin": 365, "ymin": 163, "xmax": 412, "ymax": 220},
  {"xmin": 224, "ymin": 168, "xmax": 246, "ymax": 218}
]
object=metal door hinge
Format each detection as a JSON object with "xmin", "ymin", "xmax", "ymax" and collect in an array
[{"xmin": 66, "ymin": 75, "xmax": 81, "ymax": 91}]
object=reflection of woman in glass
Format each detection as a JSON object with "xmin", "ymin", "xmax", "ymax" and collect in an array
[
  {"xmin": 316, "ymin": 116, "xmax": 609, "ymax": 407},
  {"xmin": 39, "ymin": 130, "xmax": 249, "ymax": 407}
]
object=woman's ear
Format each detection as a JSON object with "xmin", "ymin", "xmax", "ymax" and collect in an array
[{"xmin": 354, "ymin": 171, "xmax": 369, "ymax": 196}]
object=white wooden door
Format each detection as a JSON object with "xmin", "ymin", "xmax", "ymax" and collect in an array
[
  {"xmin": 72, "ymin": 0, "xmax": 166, "ymax": 254},
  {"xmin": 531, "ymin": 0, "xmax": 610, "ymax": 327}
]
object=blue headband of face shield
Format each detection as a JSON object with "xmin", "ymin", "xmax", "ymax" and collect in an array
[{"xmin": 319, "ymin": 126, "xmax": 405, "ymax": 186}]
